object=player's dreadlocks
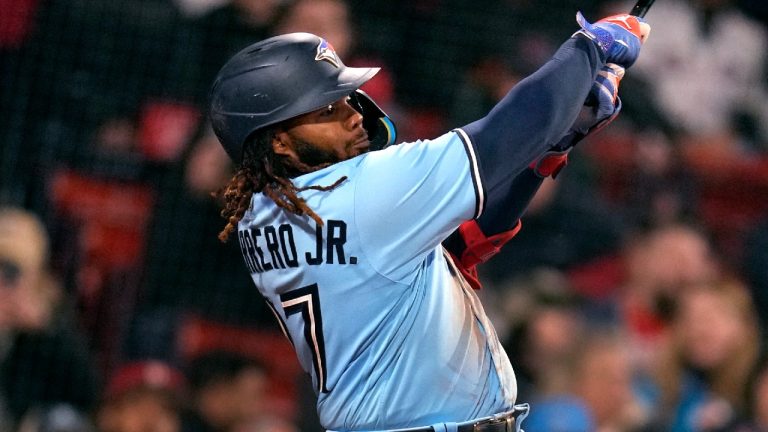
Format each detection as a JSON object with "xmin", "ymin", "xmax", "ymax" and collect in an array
[{"xmin": 216, "ymin": 130, "xmax": 347, "ymax": 242}]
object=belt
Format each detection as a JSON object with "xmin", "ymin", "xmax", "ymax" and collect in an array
[{"xmin": 388, "ymin": 404, "xmax": 530, "ymax": 432}]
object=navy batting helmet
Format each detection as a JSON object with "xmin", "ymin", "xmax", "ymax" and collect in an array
[{"xmin": 209, "ymin": 32, "xmax": 396, "ymax": 163}]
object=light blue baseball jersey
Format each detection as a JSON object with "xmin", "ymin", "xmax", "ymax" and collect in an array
[{"xmin": 237, "ymin": 130, "xmax": 516, "ymax": 430}]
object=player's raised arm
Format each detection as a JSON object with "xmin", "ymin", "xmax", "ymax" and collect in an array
[
  {"xmin": 460, "ymin": 13, "xmax": 649, "ymax": 195},
  {"xmin": 444, "ymin": 63, "xmax": 628, "ymax": 289}
]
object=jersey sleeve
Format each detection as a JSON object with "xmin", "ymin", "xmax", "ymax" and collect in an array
[{"xmin": 353, "ymin": 132, "xmax": 482, "ymax": 283}]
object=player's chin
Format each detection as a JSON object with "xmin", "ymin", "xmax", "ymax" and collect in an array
[{"xmin": 348, "ymin": 140, "xmax": 371, "ymax": 156}]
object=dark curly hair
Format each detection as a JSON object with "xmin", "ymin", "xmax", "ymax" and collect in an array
[{"xmin": 216, "ymin": 129, "xmax": 347, "ymax": 242}]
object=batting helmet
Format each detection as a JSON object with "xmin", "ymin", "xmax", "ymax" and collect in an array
[{"xmin": 209, "ymin": 32, "xmax": 396, "ymax": 162}]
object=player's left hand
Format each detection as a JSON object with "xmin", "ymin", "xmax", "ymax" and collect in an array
[{"xmin": 575, "ymin": 12, "xmax": 650, "ymax": 68}]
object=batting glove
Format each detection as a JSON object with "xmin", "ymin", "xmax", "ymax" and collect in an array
[
  {"xmin": 575, "ymin": 12, "xmax": 650, "ymax": 68},
  {"xmin": 586, "ymin": 63, "xmax": 624, "ymax": 127},
  {"xmin": 534, "ymin": 63, "xmax": 624, "ymax": 177},
  {"xmin": 550, "ymin": 63, "xmax": 625, "ymax": 151}
]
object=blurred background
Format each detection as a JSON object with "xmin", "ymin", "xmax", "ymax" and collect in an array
[{"xmin": 2, "ymin": 0, "xmax": 768, "ymax": 431}]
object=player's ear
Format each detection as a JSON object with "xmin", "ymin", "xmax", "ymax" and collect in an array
[{"xmin": 271, "ymin": 131, "xmax": 295, "ymax": 158}]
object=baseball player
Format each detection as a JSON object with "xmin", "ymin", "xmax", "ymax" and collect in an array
[{"xmin": 208, "ymin": 12, "xmax": 649, "ymax": 432}]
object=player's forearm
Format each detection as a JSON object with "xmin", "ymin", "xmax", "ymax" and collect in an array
[
  {"xmin": 476, "ymin": 165, "xmax": 546, "ymax": 235},
  {"xmin": 442, "ymin": 165, "xmax": 546, "ymax": 281},
  {"xmin": 443, "ymin": 162, "xmax": 546, "ymax": 256},
  {"xmin": 460, "ymin": 35, "xmax": 604, "ymax": 189}
]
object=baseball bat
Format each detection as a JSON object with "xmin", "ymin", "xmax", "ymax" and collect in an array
[{"xmin": 630, "ymin": 0, "xmax": 656, "ymax": 18}]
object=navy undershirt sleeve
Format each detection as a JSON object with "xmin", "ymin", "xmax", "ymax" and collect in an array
[
  {"xmin": 441, "ymin": 166, "xmax": 544, "ymax": 261},
  {"xmin": 478, "ymin": 167, "xmax": 544, "ymax": 235},
  {"xmin": 460, "ymin": 35, "xmax": 605, "ymax": 216}
]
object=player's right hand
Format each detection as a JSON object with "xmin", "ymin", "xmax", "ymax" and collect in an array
[
  {"xmin": 574, "ymin": 12, "xmax": 651, "ymax": 68},
  {"xmin": 548, "ymin": 63, "xmax": 625, "ymax": 155},
  {"xmin": 588, "ymin": 63, "xmax": 625, "ymax": 123}
]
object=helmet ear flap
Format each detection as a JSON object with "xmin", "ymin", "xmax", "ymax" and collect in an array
[{"xmin": 350, "ymin": 90, "xmax": 397, "ymax": 151}]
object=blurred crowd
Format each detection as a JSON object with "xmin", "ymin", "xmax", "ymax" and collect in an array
[{"xmin": 2, "ymin": 0, "xmax": 768, "ymax": 431}]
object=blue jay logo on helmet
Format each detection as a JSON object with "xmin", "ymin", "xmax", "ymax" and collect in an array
[{"xmin": 315, "ymin": 39, "xmax": 340, "ymax": 68}]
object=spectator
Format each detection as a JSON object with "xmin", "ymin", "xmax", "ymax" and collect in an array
[
  {"xmin": 96, "ymin": 360, "xmax": 186, "ymax": 432},
  {"xmin": 647, "ymin": 278, "xmax": 761, "ymax": 431},
  {"xmin": 515, "ymin": 327, "xmax": 653, "ymax": 432},
  {"xmin": 500, "ymin": 268, "xmax": 589, "ymax": 402},
  {"xmin": 571, "ymin": 329, "xmax": 652, "ymax": 432},
  {"xmin": 182, "ymin": 350, "xmax": 294, "ymax": 432},
  {"xmin": 0, "ymin": 207, "xmax": 100, "ymax": 429},
  {"xmin": 500, "ymin": 278, "xmax": 651, "ymax": 431},
  {"xmin": 618, "ymin": 223, "xmax": 721, "ymax": 373}
]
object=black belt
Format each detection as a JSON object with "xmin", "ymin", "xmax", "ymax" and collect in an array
[{"xmin": 387, "ymin": 404, "xmax": 530, "ymax": 432}]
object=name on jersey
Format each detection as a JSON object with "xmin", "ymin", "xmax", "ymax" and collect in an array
[{"xmin": 238, "ymin": 220, "xmax": 356, "ymax": 274}]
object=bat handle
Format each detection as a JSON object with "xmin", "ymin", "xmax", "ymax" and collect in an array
[{"xmin": 630, "ymin": 0, "xmax": 655, "ymax": 18}]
